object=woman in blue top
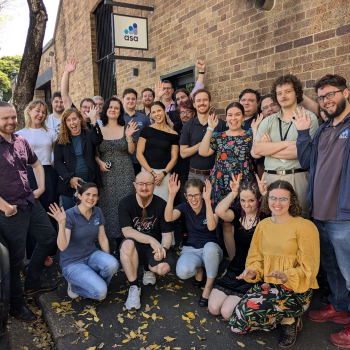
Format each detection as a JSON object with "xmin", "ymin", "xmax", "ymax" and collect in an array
[
  {"xmin": 48, "ymin": 182, "xmax": 119, "ymax": 300},
  {"xmin": 165, "ymin": 174, "xmax": 223, "ymax": 307}
]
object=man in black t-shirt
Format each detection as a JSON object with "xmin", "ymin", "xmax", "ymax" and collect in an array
[{"xmin": 119, "ymin": 171, "xmax": 174, "ymax": 310}]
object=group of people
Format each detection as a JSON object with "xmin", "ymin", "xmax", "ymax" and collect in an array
[{"xmin": 0, "ymin": 55, "xmax": 350, "ymax": 349}]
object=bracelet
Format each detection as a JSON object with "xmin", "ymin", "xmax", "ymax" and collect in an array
[
  {"xmin": 207, "ymin": 127, "xmax": 214, "ymax": 132},
  {"xmin": 126, "ymin": 136, "xmax": 133, "ymax": 143},
  {"xmin": 162, "ymin": 170, "xmax": 167, "ymax": 176},
  {"xmin": 162, "ymin": 247, "xmax": 169, "ymax": 252},
  {"xmin": 199, "ymin": 71, "xmax": 205, "ymax": 74}
]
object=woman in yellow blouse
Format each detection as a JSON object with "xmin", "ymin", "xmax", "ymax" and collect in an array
[{"xmin": 229, "ymin": 180, "xmax": 320, "ymax": 348}]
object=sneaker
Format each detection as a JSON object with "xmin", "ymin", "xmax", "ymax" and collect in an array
[
  {"xmin": 125, "ymin": 285, "xmax": 141, "ymax": 310},
  {"xmin": 25, "ymin": 280, "xmax": 59, "ymax": 296},
  {"xmin": 329, "ymin": 325, "xmax": 350, "ymax": 348},
  {"xmin": 67, "ymin": 282, "xmax": 79, "ymax": 299},
  {"xmin": 143, "ymin": 270, "xmax": 156, "ymax": 286},
  {"xmin": 44, "ymin": 256, "xmax": 53, "ymax": 268},
  {"xmin": 308, "ymin": 304, "xmax": 349, "ymax": 324}
]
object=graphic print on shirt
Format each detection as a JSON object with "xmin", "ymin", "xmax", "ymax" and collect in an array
[
  {"xmin": 133, "ymin": 215, "xmax": 158, "ymax": 233},
  {"xmin": 339, "ymin": 130, "xmax": 348, "ymax": 139},
  {"xmin": 137, "ymin": 121, "xmax": 143, "ymax": 127},
  {"xmin": 94, "ymin": 217, "xmax": 100, "ymax": 225},
  {"xmin": 203, "ymin": 218, "xmax": 208, "ymax": 225},
  {"xmin": 54, "ymin": 124, "xmax": 61, "ymax": 136}
]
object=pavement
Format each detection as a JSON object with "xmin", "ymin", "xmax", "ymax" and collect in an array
[{"xmin": 3, "ymin": 235, "xmax": 345, "ymax": 350}]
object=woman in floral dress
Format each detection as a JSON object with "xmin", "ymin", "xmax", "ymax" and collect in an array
[{"xmin": 199, "ymin": 102, "xmax": 262, "ymax": 260}]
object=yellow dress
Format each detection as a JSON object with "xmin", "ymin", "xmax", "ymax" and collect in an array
[{"xmin": 245, "ymin": 216, "xmax": 320, "ymax": 293}]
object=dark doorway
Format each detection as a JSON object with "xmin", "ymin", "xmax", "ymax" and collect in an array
[{"xmin": 161, "ymin": 66, "xmax": 196, "ymax": 94}]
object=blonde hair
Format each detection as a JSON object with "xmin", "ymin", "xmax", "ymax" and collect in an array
[
  {"xmin": 57, "ymin": 108, "xmax": 88, "ymax": 145},
  {"xmin": 24, "ymin": 100, "xmax": 49, "ymax": 131}
]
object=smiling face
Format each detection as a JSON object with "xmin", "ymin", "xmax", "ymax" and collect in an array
[
  {"xmin": 65, "ymin": 112, "xmax": 82, "ymax": 136},
  {"xmin": 176, "ymin": 91, "xmax": 189, "ymax": 106},
  {"xmin": 0, "ymin": 106, "xmax": 17, "ymax": 135},
  {"xmin": 142, "ymin": 91, "xmax": 154, "ymax": 108},
  {"xmin": 52, "ymin": 96, "xmax": 64, "ymax": 114},
  {"xmin": 276, "ymin": 83, "xmax": 297, "ymax": 109},
  {"xmin": 240, "ymin": 190, "xmax": 259, "ymax": 216},
  {"xmin": 28, "ymin": 104, "xmax": 47, "ymax": 128},
  {"xmin": 318, "ymin": 85, "xmax": 349, "ymax": 120},
  {"xmin": 179, "ymin": 106, "xmax": 195, "ymax": 123},
  {"xmin": 134, "ymin": 171, "xmax": 156, "ymax": 200},
  {"xmin": 78, "ymin": 186, "xmax": 99, "ymax": 208},
  {"xmin": 268, "ymin": 188, "xmax": 291, "ymax": 217},
  {"xmin": 185, "ymin": 186, "xmax": 203, "ymax": 211},
  {"xmin": 261, "ymin": 97, "xmax": 280, "ymax": 118},
  {"xmin": 80, "ymin": 100, "xmax": 95, "ymax": 123},
  {"xmin": 240, "ymin": 93, "xmax": 258, "ymax": 118},
  {"xmin": 226, "ymin": 107, "xmax": 244, "ymax": 131},
  {"xmin": 107, "ymin": 100, "xmax": 121, "ymax": 119},
  {"xmin": 123, "ymin": 93, "xmax": 137, "ymax": 111},
  {"xmin": 193, "ymin": 92, "xmax": 211, "ymax": 115},
  {"xmin": 94, "ymin": 98, "xmax": 104, "ymax": 113},
  {"xmin": 151, "ymin": 104, "xmax": 166, "ymax": 124},
  {"xmin": 162, "ymin": 83, "xmax": 174, "ymax": 100}
]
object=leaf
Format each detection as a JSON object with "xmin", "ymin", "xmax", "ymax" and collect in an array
[
  {"xmin": 98, "ymin": 343, "xmax": 105, "ymax": 349},
  {"xmin": 112, "ymin": 346, "xmax": 123, "ymax": 348},
  {"xmin": 197, "ymin": 336, "xmax": 206, "ymax": 341},
  {"xmin": 145, "ymin": 304, "xmax": 151, "ymax": 312},
  {"xmin": 186, "ymin": 312, "xmax": 195, "ymax": 319},
  {"xmin": 101, "ymin": 324, "xmax": 103, "ymax": 328},
  {"xmin": 130, "ymin": 330, "xmax": 137, "ymax": 339},
  {"xmin": 142, "ymin": 312, "xmax": 151, "ymax": 319},
  {"xmin": 189, "ymin": 331, "xmax": 196, "ymax": 334},
  {"xmin": 139, "ymin": 323, "xmax": 148, "ymax": 329},
  {"xmin": 164, "ymin": 336, "xmax": 177, "ymax": 342},
  {"xmin": 182, "ymin": 297, "xmax": 188, "ymax": 299},
  {"xmin": 182, "ymin": 315, "xmax": 190, "ymax": 323},
  {"xmin": 122, "ymin": 339, "xmax": 130, "ymax": 343},
  {"xmin": 84, "ymin": 331, "xmax": 89, "ymax": 337},
  {"xmin": 200, "ymin": 318, "xmax": 206, "ymax": 325},
  {"xmin": 257, "ymin": 340, "xmax": 265, "ymax": 345},
  {"xmin": 173, "ymin": 304, "xmax": 179, "ymax": 307},
  {"xmin": 156, "ymin": 316, "xmax": 163, "ymax": 320},
  {"xmin": 71, "ymin": 337, "xmax": 80, "ymax": 345},
  {"xmin": 51, "ymin": 302, "xmax": 60, "ymax": 308},
  {"xmin": 117, "ymin": 316, "xmax": 124, "ymax": 323},
  {"xmin": 86, "ymin": 348, "xmax": 96, "ymax": 350},
  {"xmin": 186, "ymin": 324, "xmax": 194, "ymax": 329},
  {"xmin": 94, "ymin": 316, "xmax": 100, "ymax": 322},
  {"xmin": 116, "ymin": 289, "xmax": 127, "ymax": 294},
  {"xmin": 153, "ymin": 300, "xmax": 158, "ymax": 305},
  {"xmin": 237, "ymin": 342, "xmax": 245, "ymax": 347},
  {"xmin": 217, "ymin": 330, "xmax": 221, "ymax": 334},
  {"xmin": 151, "ymin": 313, "xmax": 157, "ymax": 321},
  {"xmin": 149, "ymin": 345, "xmax": 158, "ymax": 349},
  {"xmin": 76, "ymin": 320, "xmax": 85, "ymax": 328}
]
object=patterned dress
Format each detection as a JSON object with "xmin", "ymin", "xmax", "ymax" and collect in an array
[
  {"xmin": 96, "ymin": 129, "xmax": 135, "ymax": 238},
  {"xmin": 209, "ymin": 130, "xmax": 255, "ymax": 208}
]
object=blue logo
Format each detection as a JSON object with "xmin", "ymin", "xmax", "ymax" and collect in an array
[
  {"xmin": 339, "ymin": 130, "xmax": 348, "ymax": 139},
  {"xmin": 124, "ymin": 23, "xmax": 138, "ymax": 42},
  {"xmin": 94, "ymin": 217, "xmax": 100, "ymax": 225},
  {"xmin": 203, "ymin": 219, "xmax": 207, "ymax": 225}
]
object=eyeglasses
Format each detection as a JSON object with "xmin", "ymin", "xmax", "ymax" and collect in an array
[
  {"xmin": 261, "ymin": 103, "xmax": 278, "ymax": 111},
  {"xmin": 268, "ymin": 196, "xmax": 288, "ymax": 202},
  {"xmin": 95, "ymin": 103, "xmax": 104, "ymax": 106},
  {"xmin": 315, "ymin": 90, "xmax": 343, "ymax": 103},
  {"xmin": 185, "ymin": 193, "xmax": 201, "ymax": 200},
  {"xmin": 163, "ymin": 87, "xmax": 172, "ymax": 91},
  {"xmin": 135, "ymin": 182, "xmax": 154, "ymax": 188},
  {"xmin": 180, "ymin": 111, "xmax": 193, "ymax": 116}
]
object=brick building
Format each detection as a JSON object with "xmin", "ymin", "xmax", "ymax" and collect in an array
[{"xmin": 36, "ymin": 0, "xmax": 350, "ymax": 116}]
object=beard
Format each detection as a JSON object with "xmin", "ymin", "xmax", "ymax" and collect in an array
[
  {"xmin": 0, "ymin": 123, "xmax": 16, "ymax": 135},
  {"xmin": 322, "ymin": 97, "xmax": 347, "ymax": 119}
]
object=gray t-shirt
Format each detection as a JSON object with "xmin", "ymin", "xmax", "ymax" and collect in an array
[{"xmin": 60, "ymin": 205, "xmax": 105, "ymax": 269}]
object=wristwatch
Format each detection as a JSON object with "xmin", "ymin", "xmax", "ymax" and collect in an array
[
  {"xmin": 207, "ymin": 127, "xmax": 214, "ymax": 132},
  {"xmin": 162, "ymin": 170, "xmax": 167, "ymax": 176}
]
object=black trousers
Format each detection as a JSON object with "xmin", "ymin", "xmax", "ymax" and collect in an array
[{"xmin": 0, "ymin": 200, "xmax": 57, "ymax": 308}]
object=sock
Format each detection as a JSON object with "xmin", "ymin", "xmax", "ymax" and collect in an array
[
  {"xmin": 281, "ymin": 317, "xmax": 295, "ymax": 325},
  {"xmin": 144, "ymin": 264, "xmax": 150, "ymax": 272},
  {"xmin": 129, "ymin": 279, "xmax": 140, "ymax": 288}
]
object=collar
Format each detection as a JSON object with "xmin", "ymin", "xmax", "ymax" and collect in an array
[
  {"xmin": 73, "ymin": 204, "xmax": 97, "ymax": 216},
  {"xmin": 194, "ymin": 116, "xmax": 209, "ymax": 126},
  {"xmin": 187, "ymin": 200, "xmax": 206, "ymax": 215},
  {"xmin": 0, "ymin": 133, "xmax": 16, "ymax": 144},
  {"xmin": 125, "ymin": 111, "xmax": 137, "ymax": 118},
  {"xmin": 327, "ymin": 111, "xmax": 350, "ymax": 128}
]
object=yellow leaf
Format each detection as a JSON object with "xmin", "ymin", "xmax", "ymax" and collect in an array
[
  {"xmin": 182, "ymin": 297, "xmax": 188, "ymax": 299},
  {"xmin": 86, "ymin": 318, "xmax": 93, "ymax": 320},
  {"xmin": 116, "ymin": 289, "xmax": 127, "ymax": 294},
  {"xmin": 142, "ymin": 312, "xmax": 150, "ymax": 318},
  {"xmin": 189, "ymin": 331, "xmax": 196, "ymax": 334},
  {"xmin": 257, "ymin": 340, "xmax": 265, "ymax": 345},
  {"xmin": 156, "ymin": 316, "xmax": 163, "ymax": 320},
  {"xmin": 217, "ymin": 330, "xmax": 221, "ymax": 334},
  {"xmin": 237, "ymin": 341, "xmax": 245, "ymax": 347},
  {"xmin": 23, "ymin": 347, "xmax": 29, "ymax": 350},
  {"xmin": 186, "ymin": 324, "xmax": 194, "ymax": 329},
  {"xmin": 51, "ymin": 302, "xmax": 60, "ymax": 308},
  {"xmin": 94, "ymin": 316, "xmax": 100, "ymax": 322},
  {"xmin": 130, "ymin": 330, "xmax": 137, "ymax": 339},
  {"xmin": 186, "ymin": 312, "xmax": 195, "ymax": 319},
  {"xmin": 139, "ymin": 323, "xmax": 148, "ymax": 329},
  {"xmin": 153, "ymin": 300, "xmax": 158, "ymax": 305},
  {"xmin": 200, "ymin": 318, "xmax": 206, "ymax": 325},
  {"xmin": 164, "ymin": 336, "xmax": 177, "ymax": 342},
  {"xmin": 117, "ymin": 317, "xmax": 124, "ymax": 324},
  {"xmin": 122, "ymin": 339, "xmax": 130, "ymax": 343},
  {"xmin": 173, "ymin": 304, "xmax": 179, "ymax": 307},
  {"xmin": 84, "ymin": 331, "xmax": 89, "ymax": 337},
  {"xmin": 100, "ymin": 323, "xmax": 103, "ymax": 327},
  {"xmin": 86, "ymin": 348, "xmax": 96, "ymax": 350},
  {"xmin": 182, "ymin": 315, "xmax": 190, "ymax": 323},
  {"xmin": 197, "ymin": 336, "xmax": 206, "ymax": 341},
  {"xmin": 149, "ymin": 345, "xmax": 158, "ymax": 349},
  {"xmin": 151, "ymin": 313, "xmax": 157, "ymax": 321}
]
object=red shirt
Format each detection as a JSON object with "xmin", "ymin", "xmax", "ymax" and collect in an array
[{"xmin": 0, "ymin": 133, "xmax": 37, "ymax": 210}]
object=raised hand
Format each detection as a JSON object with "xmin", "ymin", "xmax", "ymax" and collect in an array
[
  {"xmin": 126, "ymin": 120, "xmax": 139, "ymax": 138},
  {"xmin": 230, "ymin": 173, "xmax": 241, "ymax": 195},
  {"xmin": 266, "ymin": 270, "xmax": 288, "ymax": 283},
  {"xmin": 237, "ymin": 268, "xmax": 257, "ymax": 280},
  {"xmin": 166, "ymin": 114, "xmax": 174, "ymax": 129},
  {"xmin": 64, "ymin": 58, "xmax": 76, "ymax": 73},
  {"xmin": 47, "ymin": 203, "xmax": 66, "ymax": 224},
  {"xmin": 203, "ymin": 179, "xmax": 212, "ymax": 202},
  {"xmin": 291, "ymin": 107, "xmax": 312, "ymax": 131},
  {"xmin": 255, "ymin": 172, "xmax": 267, "ymax": 196},
  {"xmin": 208, "ymin": 114, "xmax": 219, "ymax": 129},
  {"xmin": 168, "ymin": 173, "xmax": 180, "ymax": 196},
  {"xmin": 86, "ymin": 105, "xmax": 98, "ymax": 125},
  {"xmin": 260, "ymin": 132, "xmax": 272, "ymax": 142},
  {"xmin": 251, "ymin": 113, "xmax": 264, "ymax": 132},
  {"xmin": 155, "ymin": 81, "xmax": 166, "ymax": 99},
  {"xmin": 196, "ymin": 59, "xmax": 206, "ymax": 72}
]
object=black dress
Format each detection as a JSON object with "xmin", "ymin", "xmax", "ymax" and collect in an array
[{"xmin": 214, "ymin": 211, "xmax": 266, "ymax": 297}]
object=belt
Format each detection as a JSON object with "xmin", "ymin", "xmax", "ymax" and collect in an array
[
  {"xmin": 265, "ymin": 169, "xmax": 308, "ymax": 175},
  {"xmin": 189, "ymin": 168, "xmax": 211, "ymax": 176}
]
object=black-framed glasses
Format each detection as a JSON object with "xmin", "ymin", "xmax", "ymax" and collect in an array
[
  {"xmin": 315, "ymin": 90, "xmax": 343, "ymax": 103},
  {"xmin": 185, "ymin": 193, "xmax": 202, "ymax": 200},
  {"xmin": 180, "ymin": 111, "xmax": 194, "ymax": 116},
  {"xmin": 261, "ymin": 103, "xmax": 278, "ymax": 111}
]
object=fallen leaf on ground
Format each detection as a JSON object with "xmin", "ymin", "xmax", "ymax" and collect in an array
[
  {"xmin": 130, "ymin": 330, "xmax": 137, "ymax": 339},
  {"xmin": 153, "ymin": 300, "xmax": 158, "ymax": 305},
  {"xmin": 151, "ymin": 313, "xmax": 157, "ymax": 321},
  {"xmin": 256, "ymin": 340, "xmax": 265, "ymax": 345},
  {"xmin": 200, "ymin": 318, "xmax": 206, "ymax": 325},
  {"xmin": 98, "ymin": 343, "xmax": 105, "ymax": 349},
  {"xmin": 164, "ymin": 336, "xmax": 177, "ymax": 342},
  {"xmin": 173, "ymin": 304, "xmax": 179, "ymax": 307},
  {"xmin": 112, "ymin": 345, "xmax": 122, "ymax": 348},
  {"xmin": 237, "ymin": 341, "xmax": 245, "ymax": 347},
  {"xmin": 182, "ymin": 297, "xmax": 188, "ymax": 299},
  {"xmin": 122, "ymin": 339, "xmax": 130, "ymax": 343},
  {"xmin": 84, "ymin": 331, "xmax": 89, "ymax": 337},
  {"xmin": 197, "ymin": 336, "xmax": 206, "ymax": 341},
  {"xmin": 51, "ymin": 302, "xmax": 60, "ymax": 308},
  {"xmin": 86, "ymin": 347, "xmax": 96, "ymax": 350},
  {"xmin": 186, "ymin": 324, "xmax": 194, "ymax": 329},
  {"xmin": 186, "ymin": 312, "xmax": 195, "ymax": 319},
  {"xmin": 142, "ymin": 312, "xmax": 151, "ymax": 319}
]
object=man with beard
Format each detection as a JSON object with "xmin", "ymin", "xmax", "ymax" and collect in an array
[
  {"xmin": 293, "ymin": 74, "xmax": 350, "ymax": 349},
  {"xmin": 46, "ymin": 91, "xmax": 65, "ymax": 136},
  {"xmin": 118, "ymin": 171, "xmax": 174, "ymax": 310},
  {"xmin": 0, "ymin": 102, "xmax": 58, "ymax": 322},
  {"xmin": 253, "ymin": 74, "xmax": 318, "ymax": 219},
  {"xmin": 180, "ymin": 89, "xmax": 227, "ymax": 181},
  {"xmin": 137, "ymin": 88, "xmax": 155, "ymax": 119}
]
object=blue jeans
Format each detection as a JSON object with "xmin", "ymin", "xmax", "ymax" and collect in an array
[
  {"xmin": 62, "ymin": 250, "xmax": 119, "ymax": 300},
  {"xmin": 314, "ymin": 219, "xmax": 350, "ymax": 312}
]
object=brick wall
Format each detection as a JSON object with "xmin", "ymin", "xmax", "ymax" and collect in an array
[{"xmin": 114, "ymin": 0, "xmax": 350, "ymax": 116}]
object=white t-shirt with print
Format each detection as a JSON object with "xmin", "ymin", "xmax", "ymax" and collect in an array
[{"xmin": 46, "ymin": 113, "xmax": 62, "ymax": 136}]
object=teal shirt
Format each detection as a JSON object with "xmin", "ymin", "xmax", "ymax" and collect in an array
[{"xmin": 72, "ymin": 135, "xmax": 89, "ymax": 178}]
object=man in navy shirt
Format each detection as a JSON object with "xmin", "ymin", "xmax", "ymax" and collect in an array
[{"xmin": 0, "ymin": 102, "xmax": 58, "ymax": 323}]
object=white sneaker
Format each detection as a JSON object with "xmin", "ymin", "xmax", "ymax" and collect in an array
[
  {"xmin": 143, "ymin": 270, "xmax": 156, "ymax": 286},
  {"xmin": 67, "ymin": 282, "xmax": 79, "ymax": 299},
  {"xmin": 125, "ymin": 285, "xmax": 141, "ymax": 310}
]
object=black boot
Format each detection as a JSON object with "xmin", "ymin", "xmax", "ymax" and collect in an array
[
  {"xmin": 10, "ymin": 306, "xmax": 36, "ymax": 323},
  {"xmin": 278, "ymin": 316, "xmax": 302, "ymax": 348}
]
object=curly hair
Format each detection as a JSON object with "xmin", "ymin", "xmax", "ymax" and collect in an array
[
  {"xmin": 57, "ymin": 108, "xmax": 88, "ymax": 145},
  {"xmin": 261, "ymin": 180, "xmax": 302, "ymax": 217},
  {"xmin": 271, "ymin": 74, "xmax": 304, "ymax": 104},
  {"xmin": 238, "ymin": 181, "xmax": 262, "ymax": 227},
  {"xmin": 100, "ymin": 97, "xmax": 125, "ymax": 127},
  {"xmin": 314, "ymin": 74, "xmax": 348, "ymax": 93},
  {"xmin": 24, "ymin": 100, "xmax": 48, "ymax": 131}
]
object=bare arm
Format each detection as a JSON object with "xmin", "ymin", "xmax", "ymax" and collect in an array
[
  {"xmin": 31, "ymin": 159, "xmax": 45, "ymax": 198},
  {"xmin": 271, "ymin": 142, "xmax": 298, "ymax": 159},
  {"xmin": 164, "ymin": 144, "xmax": 179, "ymax": 174},
  {"xmin": 61, "ymin": 59, "xmax": 76, "ymax": 109},
  {"xmin": 0, "ymin": 197, "xmax": 17, "ymax": 216},
  {"xmin": 161, "ymin": 232, "xmax": 173, "ymax": 250},
  {"xmin": 136, "ymin": 137, "xmax": 153, "ymax": 172},
  {"xmin": 180, "ymin": 143, "xmax": 201, "ymax": 159},
  {"xmin": 196, "ymin": 59, "xmax": 206, "ymax": 85},
  {"xmin": 253, "ymin": 140, "xmax": 290, "ymax": 156},
  {"xmin": 165, "ymin": 173, "xmax": 182, "ymax": 222},
  {"xmin": 301, "ymin": 94, "xmax": 319, "ymax": 117},
  {"xmin": 122, "ymin": 226, "xmax": 157, "ymax": 245},
  {"xmin": 98, "ymin": 225, "xmax": 110, "ymax": 253},
  {"xmin": 215, "ymin": 191, "xmax": 237, "ymax": 222},
  {"xmin": 198, "ymin": 129, "xmax": 215, "ymax": 157}
]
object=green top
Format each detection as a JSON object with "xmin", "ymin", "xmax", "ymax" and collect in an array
[{"xmin": 255, "ymin": 107, "xmax": 319, "ymax": 170}]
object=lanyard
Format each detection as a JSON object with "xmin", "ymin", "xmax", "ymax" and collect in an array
[{"xmin": 279, "ymin": 119, "xmax": 292, "ymax": 141}]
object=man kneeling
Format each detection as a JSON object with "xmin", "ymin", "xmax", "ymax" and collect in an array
[{"xmin": 119, "ymin": 171, "xmax": 174, "ymax": 310}]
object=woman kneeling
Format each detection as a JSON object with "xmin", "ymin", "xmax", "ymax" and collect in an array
[
  {"xmin": 49, "ymin": 183, "xmax": 119, "ymax": 300},
  {"xmin": 165, "ymin": 175, "xmax": 223, "ymax": 307},
  {"xmin": 230, "ymin": 180, "xmax": 320, "ymax": 348}
]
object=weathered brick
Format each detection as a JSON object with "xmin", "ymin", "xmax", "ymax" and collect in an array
[
  {"xmin": 314, "ymin": 29, "xmax": 336, "ymax": 42},
  {"xmin": 294, "ymin": 36, "xmax": 313, "ymax": 48},
  {"xmin": 276, "ymin": 41, "xmax": 293, "ymax": 53},
  {"xmin": 207, "ymin": 25, "xmax": 217, "ymax": 34},
  {"xmin": 336, "ymin": 24, "xmax": 350, "ymax": 36}
]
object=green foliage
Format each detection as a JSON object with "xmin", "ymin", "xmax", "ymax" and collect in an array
[{"xmin": 0, "ymin": 55, "xmax": 22, "ymax": 100}]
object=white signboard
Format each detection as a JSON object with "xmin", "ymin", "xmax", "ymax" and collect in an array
[{"xmin": 113, "ymin": 14, "xmax": 148, "ymax": 50}]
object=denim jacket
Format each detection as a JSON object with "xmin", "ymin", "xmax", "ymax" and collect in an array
[{"xmin": 296, "ymin": 119, "xmax": 350, "ymax": 220}]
